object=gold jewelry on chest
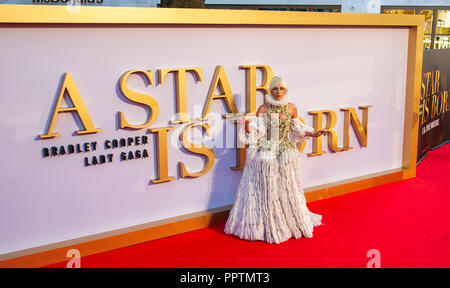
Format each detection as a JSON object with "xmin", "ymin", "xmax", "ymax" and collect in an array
[{"xmin": 268, "ymin": 104, "xmax": 291, "ymax": 120}]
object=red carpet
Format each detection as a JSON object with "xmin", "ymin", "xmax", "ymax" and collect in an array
[{"xmin": 46, "ymin": 144, "xmax": 450, "ymax": 268}]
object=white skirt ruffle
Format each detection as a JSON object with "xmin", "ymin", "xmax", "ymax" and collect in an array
[{"xmin": 224, "ymin": 147, "xmax": 322, "ymax": 244}]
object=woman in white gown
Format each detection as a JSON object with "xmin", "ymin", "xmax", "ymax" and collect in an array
[{"xmin": 224, "ymin": 76, "xmax": 327, "ymax": 244}]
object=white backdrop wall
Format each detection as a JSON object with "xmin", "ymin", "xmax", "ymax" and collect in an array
[{"xmin": 0, "ymin": 25, "xmax": 408, "ymax": 254}]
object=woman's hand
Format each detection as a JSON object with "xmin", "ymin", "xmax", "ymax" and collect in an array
[
  {"xmin": 245, "ymin": 120, "xmax": 250, "ymax": 133},
  {"xmin": 306, "ymin": 130, "xmax": 327, "ymax": 137},
  {"xmin": 239, "ymin": 117, "xmax": 250, "ymax": 133},
  {"xmin": 314, "ymin": 130, "xmax": 327, "ymax": 137}
]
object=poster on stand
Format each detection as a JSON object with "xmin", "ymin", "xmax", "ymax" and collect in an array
[{"xmin": 418, "ymin": 49, "xmax": 450, "ymax": 163}]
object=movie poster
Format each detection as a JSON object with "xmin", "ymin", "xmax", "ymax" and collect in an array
[{"xmin": 418, "ymin": 49, "xmax": 450, "ymax": 162}]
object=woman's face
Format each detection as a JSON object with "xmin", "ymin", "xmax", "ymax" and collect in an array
[{"xmin": 270, "ymin": 84, "xmax": 287, "ymax": 101}]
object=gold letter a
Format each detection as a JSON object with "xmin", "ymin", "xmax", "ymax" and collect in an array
[{"xmin": 40, "ymin": 72, "xmax": 101, "ymax": 139}]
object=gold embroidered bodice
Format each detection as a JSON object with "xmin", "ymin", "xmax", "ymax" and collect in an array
[{"xmin": 257, "ymin": 104, "xmax": 296, "ymax": 156}]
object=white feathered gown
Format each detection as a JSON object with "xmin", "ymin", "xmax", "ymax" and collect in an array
[{"xmin": 224, "ymin": 103, "xmax": 322, "ymax": 244}]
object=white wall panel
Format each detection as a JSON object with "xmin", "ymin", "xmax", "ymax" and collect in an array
[{"xmin": 0, "ymin": 25, "xmax": 408, "ymax": 253}]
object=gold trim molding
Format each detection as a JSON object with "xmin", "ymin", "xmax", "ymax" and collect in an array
[{"xmin": 0, "ymin": 5, "xmax": 424, "ymax": 26}]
